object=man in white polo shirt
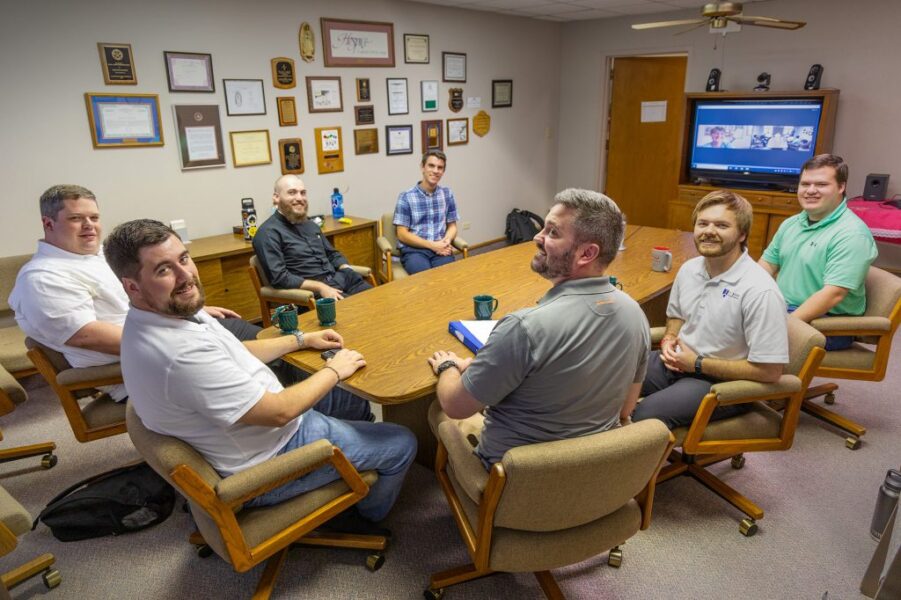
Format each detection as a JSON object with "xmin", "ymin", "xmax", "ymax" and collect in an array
[{"xmin": 630, "ymin": 190, "xmax": 789, "ymax": 429}]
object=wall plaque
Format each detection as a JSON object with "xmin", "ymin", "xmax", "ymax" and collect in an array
[
  {"xmin": 271, "ymin": 57, "xmax": 296, "ymax": 89},
  {"xmin": 473, "ymin": 110, "xmax": 491, "ymax": 137},
  {"xmin": 448, "ymin": 88, "xmax": 463, "ymax": 113}
]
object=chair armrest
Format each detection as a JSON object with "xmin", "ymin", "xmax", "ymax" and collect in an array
[
  {"xmin": 709, "ymin": 374, "xmax": 802, "ymax": 406},
  {"xmin": 649, "ymin": 327, "xmax": 666, "ymax": 345},
  {"xmin": 438, "ymin": 421, "xmax": 489, "ymax": 504},
  {"xmin": 0, "ymin": 366, "xmax": 26, "ymax": 410},
  {"xmin": 56, "ymin": 363, "xmax": 123, "ymax": 389},
  {"xmin": 809, "ymin": 316, "xmax": 891, "ymax": 335},
  {"xmin": 376, "ymin": 236, "xmax": 394, "ymax": 254},
  {"xmin": 215, "ymin": 439, "xmax": 334, "ymax": 506},
  {"xmin": 452, "ymin": 237, "xmax": 469, "ymax": 250},
  {"xmin": 348, "ymin": 265, "xmax": 372, "ymax": 278},
  {"xmin": 260, "ymin": 286, "xmax": 314, "ymax": 304}
]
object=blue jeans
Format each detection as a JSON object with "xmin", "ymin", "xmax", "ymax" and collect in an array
[
  {"xmin": 400, "ymin": 247, "xmax": 455, "ymax": 275},
  {"xmin": 786, "ymin": 305, "xmax": 854, "ymax": 351},
  {"xmin": 246, "ymin": 410, "xmax": 417, "ymax": 521}
]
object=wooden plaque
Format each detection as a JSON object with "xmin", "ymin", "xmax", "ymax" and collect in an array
[
  {"xmin": 473, "ymin": 110, "xmax": 491, "ymax": 137},
  {"xmin": 354, "ymin": 128, "xmax": 379, "ymax": 155},
  {"xmin": 278, "ymin": 138, "xmax": 304, "ymax": 174},
  {"xmin": 271, "ymin": 57, "xmax": 296, "ymax": 89},
  {"xmin": 314, "ymin": 126, "xmax": 344, "ymax": 174}
]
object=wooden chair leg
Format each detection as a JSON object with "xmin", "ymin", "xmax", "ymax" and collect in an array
[
  {"xmin": 251, "ymin": 547, "xmax": 289, "ymax": 600},
  {"xmin": 0, "ymin": 442, "xmax": 57, "ymax": 466},
  {"xmin": 1, "ymin": 553, "xmax": 56, "ymax": 590},
  {"xmin": 687, "ymin": 463, "xmax": 764, "ymax": 521},
  {"xmin": 534, "ymin": 570, "xmax": 565, "ymax": 600},
  {"xmin": 428, "ymin": 562, "xmax": 494, "ymax": 590},
  {"xmin": 297, "ymin": 531, "xmax": 387, "ymax": 551},
  {"xmin": 801, "ymin": 398, "xmax": 867, "ymax": 438}
]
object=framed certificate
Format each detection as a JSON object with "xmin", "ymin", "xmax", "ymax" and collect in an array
[
  {"xmin": 164, "ymin": 52, "xmax": 214, "ymax": 92},
  {"xmin": 386, "ymin": 124, "xmax": 413, "ymax": 155},
  {"xmin": 387, "ymin": 78, "xmax": 408, "ymax": 115},
  {"xmin": 404, "ymin": 33, "xmax": 429, "ymax": 64},
  {"xmin": 173, "ymin": 104, "xmax": 225, "ymax": 170},
  {"xmin": 442, "ymin": 52, "xmax": 466, "ymax": 83},
  {"xmin": 306, "ymin": 76, "xmax": 343, "ymax": 113},
  {"xmin": 278, "ymin": 138, "xmax": 304, "ymax": 174},
  {"xmin": 421, "ymin": 119, "xmax": 443, "ymax": 152},
  {"xmin": 492, "ymin": 79, "xmax": 513, "ymax": 108},
  {"xmin": 84, "ymin": 93, "xmax": 163, "ymax": 148},
  {"xmin": 315, "ymin": 126, "xmax": 344, "ymax": 174},
  {"xmin": 447, "ymin": 117, "xmax": 469, "ymax": 146},
  {"xmin": 421, "ymin": 80, "xmax": 439, "ymax": 112},
  {"xmin": 223, "ymin": 79, "xmax": 266, "ymax": 116},
  {"xmin": 229, "ymin": 129, "xmax": 271, "ymax": 167},
  {"xmin": 321, "ymin": 18, "xmax": 395, "ymax": 67},
  {"xmin": 354, "ymin": 128, "xmax": 379, "ymax": 155},
  {"xmin": 97, "ymin": 43, "xmax": 137, "ymax": 85},
  {"xmin": 276, "ymin": 97, "xmax": 297, "ymax": 126}
]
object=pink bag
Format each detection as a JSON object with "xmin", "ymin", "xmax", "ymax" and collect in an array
[{"xmin": 848, "ymin": 198, "xmax": 901, "ymax": 245}]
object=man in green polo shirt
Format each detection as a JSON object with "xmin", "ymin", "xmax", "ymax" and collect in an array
[{"xmin": 759, "ymin": 154, "xmax": 877, "ymax": 350}]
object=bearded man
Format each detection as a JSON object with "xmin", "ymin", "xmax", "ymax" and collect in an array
[
  {"xmin": 631, "ymin": 190, "xmax": 789, "ymax": 429},
  {"xmin": 426, "ymin": 188, "xmax": 650, "ymax": 468}
]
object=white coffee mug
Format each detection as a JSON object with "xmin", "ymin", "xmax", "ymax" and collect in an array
[{"xmin": 651, "ymin": 246, "xmax": 673, "ymax": 272}]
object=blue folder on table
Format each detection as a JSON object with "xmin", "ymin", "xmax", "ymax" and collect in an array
[{"xmin": 448, "ymin": 320, "xmax": 498, "ymax": 353}]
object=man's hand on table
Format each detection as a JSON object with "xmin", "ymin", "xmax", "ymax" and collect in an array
[{"xmin": 427, "ymin": 350, "xmax": 473, "ymax": 375}]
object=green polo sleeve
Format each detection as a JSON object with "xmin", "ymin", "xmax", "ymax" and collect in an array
[{"xmin": 823, "ymin": 230, "xmax": 877, "ymax": 291}]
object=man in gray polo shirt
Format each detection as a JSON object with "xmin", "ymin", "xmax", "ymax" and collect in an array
[
  {"xmin": 631, "ymin": 190, "xmax": 788, "ymax": 429},
  {"xmin": 427, "ymin": 189, "xmax": 650, "ymax": 467}
]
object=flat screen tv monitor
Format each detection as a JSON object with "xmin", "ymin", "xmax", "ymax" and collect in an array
[{"xmin": 688, "ymin": 97, "xmax": 824, "ymax": 190}]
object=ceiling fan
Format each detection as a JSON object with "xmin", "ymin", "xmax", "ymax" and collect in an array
[{"xmin": 631, "ymin": 2, "xmax": 805, "ymax": 32}]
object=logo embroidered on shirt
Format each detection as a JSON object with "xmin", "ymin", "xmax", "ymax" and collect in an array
[{"xmin": 722, "ymin": 288, "xmax": 740, "ymax": 300}]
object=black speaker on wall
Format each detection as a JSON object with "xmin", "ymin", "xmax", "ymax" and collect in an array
[
  {"xmin": 705, "ymin": 68, "xmax": 721, "ymax": 92},
  {"xmin": 804, "ymin": 64, "xmax": 823, "ymax": 90},
  {"xmin": 863, "ymin": 173, "xmax": 890, "ymax": 201}
]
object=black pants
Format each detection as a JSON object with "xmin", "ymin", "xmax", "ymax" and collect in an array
[{"xmin": 324, "ymin": 268, "xmax": 372, "ymax": 296}]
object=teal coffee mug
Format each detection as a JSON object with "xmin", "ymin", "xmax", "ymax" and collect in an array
[
  {"xmin": 473, "ymin": 295, "xmax": 499, "ymax": 320},
  {"xmin": 316, "ymin": 297, "xmax": 337, "ymax": 326},
  {"xmin": 273, "ymin": 304, "xmax": 298, "ymax": 333}
]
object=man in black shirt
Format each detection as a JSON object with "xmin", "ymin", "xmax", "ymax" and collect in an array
[{"xmin": 253, "ymin": 175, "xmax": 373, "ymax": 299}]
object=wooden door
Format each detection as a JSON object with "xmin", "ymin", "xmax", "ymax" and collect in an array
[{"xmin": 605, "ymin": 56, "xmax": 687, "ymax": 228}]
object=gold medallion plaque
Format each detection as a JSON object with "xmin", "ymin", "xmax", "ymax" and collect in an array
[{"xmin": 473, "ymin": 111, "xmax": 491, "ymax": 137}]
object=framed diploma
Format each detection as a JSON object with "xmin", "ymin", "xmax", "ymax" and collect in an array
[
  {"xmin": 229, "ymin": 130, "xmax": 271, "ymax": 167},
  {"xmin": 447, "ymin": 117, "xmax": 469, "ymax": 146},
  {"xmin": 277, "ymin": 97, "xmax": 298, "ymax": 126},
  {"xmin": 271, "ymin": 57, "xmax": 296, "ymax": 89},
  {"xmin": 97, "ymin": 43, "xmax": 137, "ymax": 85},
  {"xmin": 278, "ymin": 138, "xmax": 304, "ymax": 175},
  {"xmin": 421, "ymin": 80, "xmax": 439, "ymax": 112},
  {"xmin": 386, "ymin": 77, "xmax": 408, "ymax": 115},
  {"xmin": 314, "ymin": 127, "xmax": 344, "ymax": 174},
  {"xmin": 385, "ymin": 124, "xmax": 413, "ymax": 156},
  {"xmin": 404, "ymin": 33, "xmax": 429, "ymax": 64},
  {"xmin": 172, "ymin": 104, "xmax": 225, "ymax": 170},
  {"xmin": 223, "ymin": 79, "xmax": 266, "ymax": 116},
  {"xmin": 164, "ymin": 51, "xmax": 214, "ymax": 92},
  {"xmin": 356, "ymin": 78, "xmax": 371, "ymax": 102},
  {"xmin": 354, "ymin": 128, "xmax": 379, "ymax": 155},
  {"xmin": 492, "ymin": 79, "xmax": 513, "ymax": 108},
  {"xmin": 84, "ymin": 93, "xmax": 163, "ymax": 148},
  {"xmin": 354, "ymin": 105, "xmax": 375, "ymax": 126},
  {"xmin": 320, "ymin": 18, "xmax": 395, "ymax": 67},
  {"xmin": 421, "ymin": 119, "xmax": 443, "ymax": 152},
  {"xmin": 442, "ymin": 52, "xmax": 466, "ymax": 83},
  {"xmin": 306, "ymin": 76, "xmax": 343, "ymax": 113}
]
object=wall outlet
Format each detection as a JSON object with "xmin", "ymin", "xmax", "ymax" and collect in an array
[{"xmin": 461, "ymin": 221, "xmax": 471, "ymax": 230}]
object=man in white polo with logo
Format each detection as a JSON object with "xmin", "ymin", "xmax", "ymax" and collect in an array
[{"xmin": 631, "ymin": 190, "xmax": 789, "ymax": 429}]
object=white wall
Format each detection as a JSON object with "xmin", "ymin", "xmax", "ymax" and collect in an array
[
  {"xmin": 556, "ymin": 0, "xmax": 901, "ymax": 201},
  {"xmin": 0, "ymin": 0, "xmax": 561, "ymax": 255}
]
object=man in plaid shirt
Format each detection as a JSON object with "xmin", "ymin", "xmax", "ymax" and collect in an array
[{"xmin": 393, "ymin": 151, "xmax": 460, "ymax": 274}]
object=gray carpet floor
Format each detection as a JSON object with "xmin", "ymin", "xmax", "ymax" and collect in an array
[{"xmin": 1, "ymin": 330, "xmax": 899, "ymax": 599}]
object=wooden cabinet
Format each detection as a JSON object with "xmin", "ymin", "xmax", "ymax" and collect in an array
[
  {"xmin": 189, "ymin": 215, "xmax": 377, "ymax": 321},
  {"xmin": 670, "ymin": 185, "xmax": 800, "ymax": 259}
]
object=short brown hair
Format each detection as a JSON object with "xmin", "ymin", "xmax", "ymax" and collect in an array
[
  {"xmin": 691, "ymin": 190, "xmax": 753, "ymax": 251},
  {"xmin": 104, "ymin": 219, "xmax": 180, "ymax": 280},
  {"xmin": 801, "ymin": 154, "xmax": 848, "ymax": 186},
  {"xmin": 420, "ymin": 150, "xmax": 447, "ymax": 167},
  {"xmin": 553, "ymin": 188, "xmax": 624, "ymax": 266},
  {"xmin": 40, "ymin": 185, "xmax": 97, "ymax": 220}
]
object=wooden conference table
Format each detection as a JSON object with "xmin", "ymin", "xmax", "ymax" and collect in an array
[{"xmin": 268, "ymin": 225, "xmax": 696, "ymax": 465}]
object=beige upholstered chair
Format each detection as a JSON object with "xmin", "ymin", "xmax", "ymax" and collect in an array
[
  {"xmin": 126, "ymin": 404, "xmax": 387, "ymax": 600},
  {"xmin": 25, "ymin": 339, "xmax": 126, "ymax": 443},
  {"xmin": 652, "ymin": 316, "xmax": 826, "ymax": 536},
  {"xmin": 802, "ymin": 267, "xmax": 901, "ymax": 449},
  {"xmin": 0, "ymin": 483, "xmax": 60, "ymax": 594},
  {"xmin": 0, "ymin": 254, "xmax": 57, "ymax": 469},
  {"xmin": 248, "ymin": 255, "xmax": 375, "ymax": 327},
  {"xmin": 425, "ymin": 402, "xmax": 673, "ymax": 599},
  {"xmin": 376, "ymin": 213, "xmax": 469, "ymax": 283}
]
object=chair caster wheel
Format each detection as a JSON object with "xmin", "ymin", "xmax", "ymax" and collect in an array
[
  {"xmin": 41, "ymin": 454, "xmax": 58, "ymax": 469},
  {"xmin": 845, "ymin": 437, "xmax": 861, "ymax": 450},
  {"xmin": 42, "ymin": 568, "xmax": 61, "ymax": 589},
  {"xmin": 739, "ymin": 518, "xmax": 758, "ymax": 537},
  {"xmin": 824, "ymin": 392, "xmax": 835, "ymax": 405},
  {"xmin": 608, "ymin": 546, "xmax": 623, "ymax": 568},
  {"xmin": 424, "ymin": 587, "xmax": 445, "ymax": 599},
  {"xmin": 196, "ymin": 544, "xmax": 213, "ymax": 558},
  {"xmin": 366, "ymin": 552, "xmax": 385, "ymax": 572},
  {"xmin": 731, "ymin": 455, "xmax": 746, "ymax": 469}
]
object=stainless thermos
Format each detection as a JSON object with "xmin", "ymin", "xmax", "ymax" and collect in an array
[{"xmin": 870, "ymin": 469, "xmax": 901, "ymax": 540}]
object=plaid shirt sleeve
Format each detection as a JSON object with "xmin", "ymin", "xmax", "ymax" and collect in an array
[
  {"xmin": 444, "ymin": 189, "xmax": 458, "ymax": 224},
  {"xmin": 393, "ymin": 191, "xmax": 413, "ymax": 228}
]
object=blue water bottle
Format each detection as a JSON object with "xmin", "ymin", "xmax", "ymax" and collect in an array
[{"xmin": 331, "ymin": 188, "xmax": 344, "ymax": 219}]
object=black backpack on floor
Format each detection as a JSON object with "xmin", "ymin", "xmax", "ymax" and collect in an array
[
  {"xmin": 505, "ymin": 209, "xmax": 545, "ymax": 244},
  {"xmin": 33, "ymin": 462, "xmax": 176, "ymax": 542}
]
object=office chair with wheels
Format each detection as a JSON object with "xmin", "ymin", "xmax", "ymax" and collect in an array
[{"xmin": 0, "ymin": 483, "xmax": 61, "ymax": 595}]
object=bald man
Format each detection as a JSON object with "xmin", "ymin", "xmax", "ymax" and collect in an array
[{"xmin": 252, "ymin": 175, "xmax": 373, "ymax": 299}]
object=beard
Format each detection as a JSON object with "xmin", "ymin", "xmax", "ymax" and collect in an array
[
  {"xmin": 531, "ymin": 242, "xmax": 575, "ymax": 280},
  {"xmin": 144, "ymin": 276, "xmax": 206, "ymax": 318},
  {"xmin": 694, "ymin": 234, "xmax": 739, "ymax": 258}
]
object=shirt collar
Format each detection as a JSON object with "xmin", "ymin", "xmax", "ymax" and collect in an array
[
  {"xmin": 127, "ymin": 305, "xmax": 209, "ymax": 331},
  {"xmin": 36, "ymin": 240, "xmax": 103, "ymax": 260},
  {"xmin": 697, "ymin": 250, "xmax": 753, "ymax": 285},
  {"xmin": 802, "ymin": 199, "xmax": 847, "ymax": 229},
  {"xmin": 539, "ymin": 276, "xmax": 613, "ymax": 304}
]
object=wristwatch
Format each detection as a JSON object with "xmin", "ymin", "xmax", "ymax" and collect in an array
[
  {"xmin": 694, "ymin": 355, "xmax": 704, "ymax": 375},
  {"xmin": 292, "ymin": 330, "xmax": 304, "ymax": 350},
  {"xmin": 435, "ymin": 360, "xmax": 460, "ymax": 376}
]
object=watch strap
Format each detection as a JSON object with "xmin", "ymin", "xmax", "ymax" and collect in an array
[
  {"xmin": 694, "ymin": 355, "xmax": 704, "ymax": 375},
  {"xmin": 436, "ymin": 360, "xmax": 460, "ymax": 376}
]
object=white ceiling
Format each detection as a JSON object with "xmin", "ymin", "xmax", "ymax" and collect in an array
[{"xmin": 404, "ymin": 0, "xmax": 776, "ymax": 22}]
